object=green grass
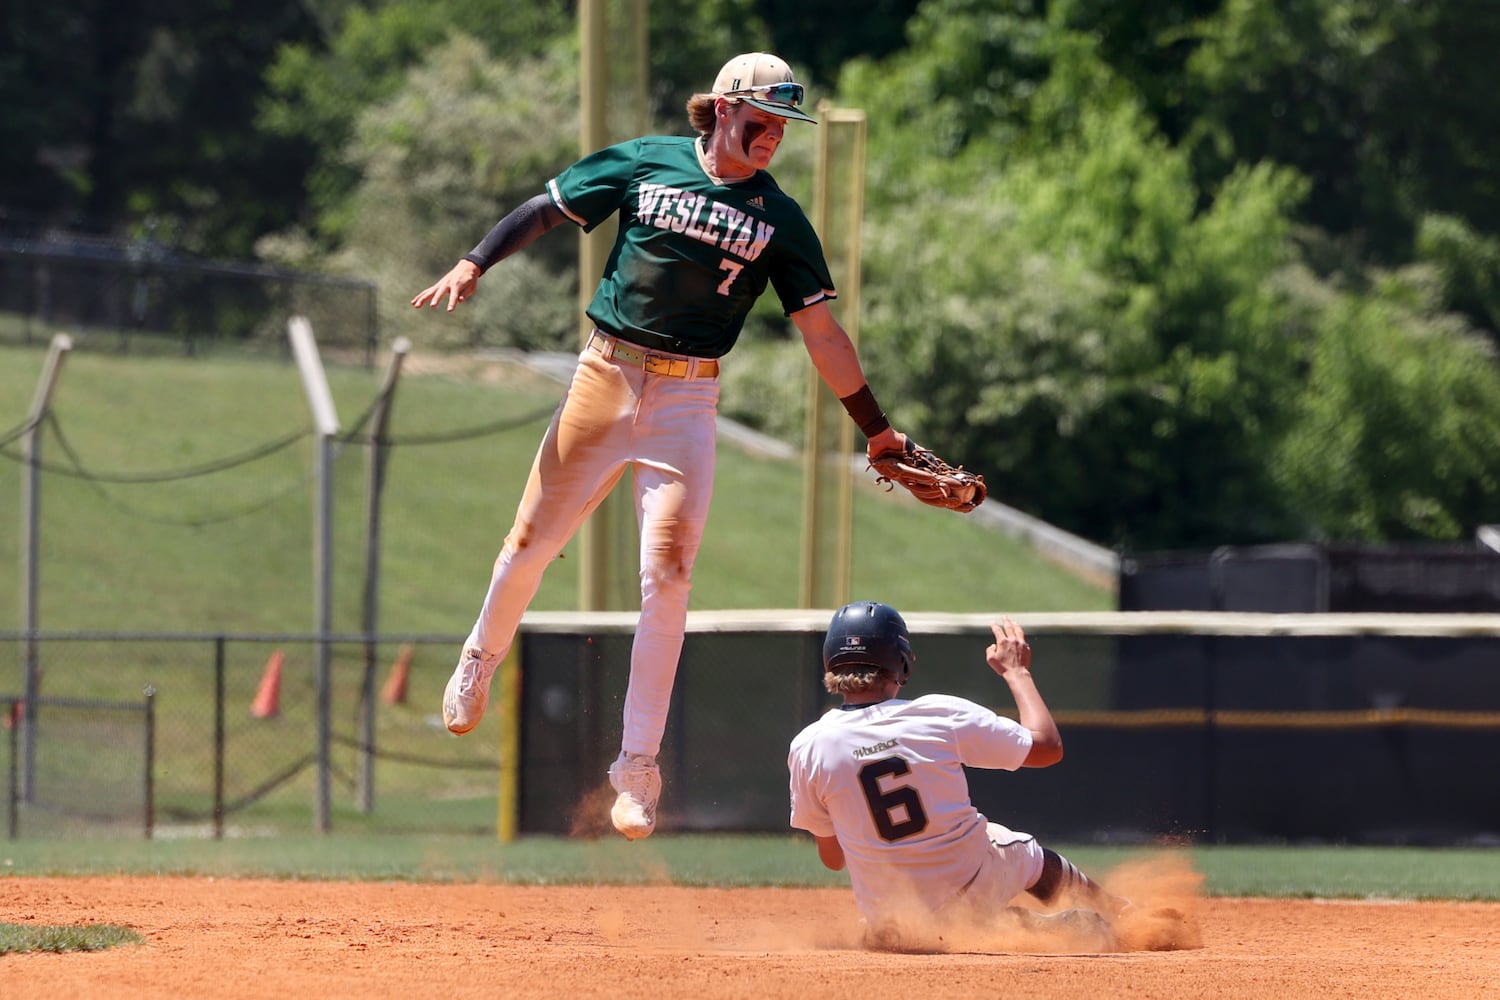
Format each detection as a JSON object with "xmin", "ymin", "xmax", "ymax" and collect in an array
[
  {"xmin": 0, "ymin": 921, "xmax": 144, "ymax": 954},
  {"xmin": 0, "ymin": 341, "xmax": 1111, "ymax": 639},
  {"xmin": 1, "ymin": 835, "xmax": 1497, "ymax": 901}
]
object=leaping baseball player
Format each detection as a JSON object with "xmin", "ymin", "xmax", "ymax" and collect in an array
[{"xmin": 412, "ymin": 52, "xmax": 984, "ymax": 841}]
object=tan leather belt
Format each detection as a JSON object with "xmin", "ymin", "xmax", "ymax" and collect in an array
[{"xmin": 587, "ymin": 330, "xmax": 719, "ymax": 379}]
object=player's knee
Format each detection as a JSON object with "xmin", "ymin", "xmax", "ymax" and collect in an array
[
  {"xmin": 496, "ymin": 533, "xmax": 551, "ymax": 577},
  {"xmin": 640, "ymin": 543, "xmax": 696, "ymax": 593}
]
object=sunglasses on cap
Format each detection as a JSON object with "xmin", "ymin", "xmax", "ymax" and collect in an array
[{"xmin": 721, "ymin": 82, "xmax": 806, "ymax": 107}]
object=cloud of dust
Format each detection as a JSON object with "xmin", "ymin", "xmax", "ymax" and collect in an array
[
  {"xmin": 859, "ymin": 899, "xmax": 1120, "ymax": 956},
  {"xmin": 568, "ymin": 783, "xmax": 621, "ymax": 840},
  {"xmin": 566, "ymin": 772, "xmax": 1204, "ymax": 956},
  {"xmin": 1101, "ymin": 850, "xmax": 1206, "ymax": 952},
  {"xmin": 746, "ymin": 850, "xmax": 1207, "ymax": 956}
]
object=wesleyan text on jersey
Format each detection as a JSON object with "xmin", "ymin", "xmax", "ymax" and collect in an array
[{"xmin": 635, "ymin": 183, "xmax": 774, "ymax": 261}]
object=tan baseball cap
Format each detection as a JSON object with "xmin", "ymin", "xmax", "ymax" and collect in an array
[{"xmin": 712, "ymin": 52, "xmax": 817, "ymax": 124}]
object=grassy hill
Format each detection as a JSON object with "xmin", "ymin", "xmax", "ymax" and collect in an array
[{"xmin": 0, "ymin": 340, "xmax": 1112, "ymax": 639}]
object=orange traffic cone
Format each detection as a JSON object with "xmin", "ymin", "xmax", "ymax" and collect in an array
[
  {"xmin": 251, "ymin": 650, "xmax": 283, "ymax": 718},
  {"xmin": 381, "ymin": 645, "xmax": 413, "ymax": 706}
]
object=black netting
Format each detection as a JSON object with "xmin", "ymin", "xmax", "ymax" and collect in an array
[
  {"xmin": 1121, "ymin": 543, "xmax": 1500, "ymax": 613},
  {"xmin": 0, "ymin": 237, "xmax": 377, "ymax": 363}
]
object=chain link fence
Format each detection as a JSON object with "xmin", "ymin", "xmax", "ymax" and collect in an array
[
  {"xmin": 2, "ymin": 634, "xmax": 494, "ymax": 839},
  {"xmin": 2, "ymin": 691, "xmax": 155, "ymax": 839},
  {"xmin": 0, "ymin": 232, "xmax": 377, "ymax": 363}
]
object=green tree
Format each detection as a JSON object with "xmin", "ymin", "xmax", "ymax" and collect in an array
[
  {"xmin": 323, "ymin": 34, "xmax": 581, "ymax": 351},
  {"xmin": 860, "ymin": 106, "xmax": 1309, "ymax": 547},
  {"xmin": 0, "ymin": 3, "xmax": 100, "ymax": 221},
  {"xmin": 834, "ymin": 0, "xmax": 1058, "ymax": 188},
  {"xmin": 842, "ymin": 16, "xmax": 1313, "ymax": 548},
  {"xmin": 1043, "ymin": 0, "xmax": 1500, "ymax": 345},
  {"xmin": 1416, "ymin": 214, "xmax": 1500, "ymax": 342},
  {"xmin": 1, "ymin": 0, "xmax": 322, "ymax": 254},
  {"xmin": 759, "ymin": 0, "xmax": 922, "ymax": 85},
  {"xmin": 1273, "ymin": 266, "xmax": 1500, "ymax": 539},
  {"xmin": 1179, "ymin": 1, "xmax": 1500, "ymax": 274},
  {"xmin": 259, "ymin": 0, "xmax": 572, "ymax": 244}
]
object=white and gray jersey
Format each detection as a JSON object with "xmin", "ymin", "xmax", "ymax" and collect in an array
[{"xmin": 787, "ymin": 694, "xmax": 1032, "ymax": 918}]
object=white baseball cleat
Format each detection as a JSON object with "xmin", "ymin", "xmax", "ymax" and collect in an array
[
  {"xmin": 442, "ymin": 647, "xmax": 498, "ymax": 735},
  {"xmin": 607, "ymin": 752, "xmax": 661, "ymax": 840},
  {"xmin": 1043, "ymin": 908, "xmax": 1119, "ymax": 953}
]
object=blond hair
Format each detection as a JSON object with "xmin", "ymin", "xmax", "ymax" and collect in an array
[{"xmin": 824, "ymin": 667, "xmax": 897, "ymax": 696}]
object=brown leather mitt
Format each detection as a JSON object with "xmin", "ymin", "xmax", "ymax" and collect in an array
[{"xmin": 868, "ymin": 440, "xmax": 987, "ymax": 513}]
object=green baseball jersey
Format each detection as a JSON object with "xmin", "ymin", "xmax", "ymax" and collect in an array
[{"xmin": 546, "ymin": 135, "xmax": 836, "ymax": 358}]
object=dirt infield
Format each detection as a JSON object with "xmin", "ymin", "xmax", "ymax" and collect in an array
[{"xmin": 4, "ymin": 869, "xmax": 1498, "ymax": 999}]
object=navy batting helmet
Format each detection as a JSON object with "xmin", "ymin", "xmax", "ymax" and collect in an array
[{"xmin": 823, "ymin": 601, "xmax": 915, "ymax": 683}]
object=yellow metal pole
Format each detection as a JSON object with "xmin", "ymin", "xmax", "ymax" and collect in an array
[
  {"xmin": 496, "ymin": 645, "xmax": 522, "ymax": 842},
  {"xmin": 833, "ymin": 109, "xmax": 867, "ymax": 601},
  {"xmin": 577, "ymin": 0, "xmax": 613, "ymax": 612},
  {"xmin": 800, "ymin": 104, "xmax": 867, "ymax": 608},
  {"xmin": 799, "ymin": 104, "xmax": 833, "ymax": 608},
  {"xmin": 576, "ymin": 0, "xmax": 638, "ymax": 613}
]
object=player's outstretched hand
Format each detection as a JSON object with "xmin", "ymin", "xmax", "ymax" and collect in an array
[
  {"xmin": 411, "ymin": 260, "xmax": 482, "ymax": 312},
  {"xmin": 985, "ymin": 616, "xmax": 1031, "ymax": 678}
]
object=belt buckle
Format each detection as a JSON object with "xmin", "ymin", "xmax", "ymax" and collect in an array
[{"xmin": 645, "ymin": 355, "xmax": 685, "ymax": 377}]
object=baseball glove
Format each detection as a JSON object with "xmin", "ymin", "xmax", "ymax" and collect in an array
[{"xmin": 868, "ymin": 440, "xmax": 987, "ymax": 513}]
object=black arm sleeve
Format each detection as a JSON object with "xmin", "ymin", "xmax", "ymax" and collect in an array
[{"xmin": 462, "ymin": 193, "xmax": 568, "ymax": 273}]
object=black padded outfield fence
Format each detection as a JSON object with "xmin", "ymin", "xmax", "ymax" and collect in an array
[{"xmin": 511, "ymin": 611, "xmax": 1500, "ymax": 846}]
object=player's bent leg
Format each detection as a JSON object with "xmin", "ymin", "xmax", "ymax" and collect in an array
[
  {"xmin": 981, "ymin": 824, "xmax": 1048, "ymax": 901},
  {"xmin": 441, "ymin": 539, "xmax": 549, "ymax": 736},
  {"xmin": 956, "ymin": 832, "xmax": 1122, "ymax": 954},
  {"xmin": 446, "ymin": 358, "xmax": 634, "ymax": 736},
  {"xmin": 607, "ymin": 550, "xmax": 690, "ymax": 840},
  {"xmin": 447, "ymin": 521, "xmax": 566, "ymax": 735},
  {"xmin": 622, "ymin": 529, "xmax": 700, "ymax": 752},
  {"xmin": 610, "ymin": 404, "xmax": 713, "ymax": 838}
]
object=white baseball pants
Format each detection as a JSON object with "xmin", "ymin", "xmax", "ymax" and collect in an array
[{"xmin": 466, "ymin": 340, "xmax": 720, "ymax": 757}]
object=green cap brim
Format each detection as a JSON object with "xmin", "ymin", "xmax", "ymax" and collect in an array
[{"xmin": 741, "ymin": 97, "xmax": 818, "ymax": 124}]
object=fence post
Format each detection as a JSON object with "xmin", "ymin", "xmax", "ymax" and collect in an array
[
  {"xmin": 6, "ymin": 698, "xmax": 17, "ymax": 839},
  {"xmin": 289, "ymin": 316, "xmax": 340, "ymax": 833},
  {"xmin": 214, "ymin": 637, "xmax": 226, "ymax": 840},
  {"xmin": 358, "ymin": 338, "xmax": 410, "ymax": 814},
  {"xmin": 20, "ymin": 333, "xmax": 73, "ymax": 802},
  {"xmin": 143, "ymin": 686, "xmax": 156, "ymax": 840}
]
